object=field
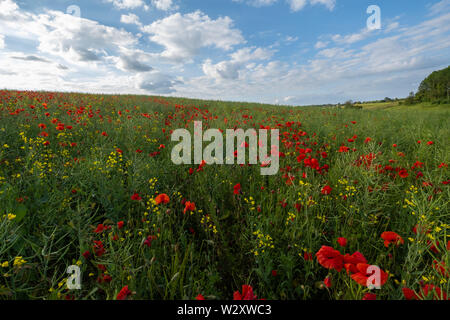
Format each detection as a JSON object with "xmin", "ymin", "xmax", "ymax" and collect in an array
[{"xmin": 0, "ymin": 90, "xmax": 449, "ymax": 300}]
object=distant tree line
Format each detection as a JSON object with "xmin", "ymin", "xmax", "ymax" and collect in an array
[{"xmin": 408, "ymin": 66, "xmax": 450, "ymax": 105}]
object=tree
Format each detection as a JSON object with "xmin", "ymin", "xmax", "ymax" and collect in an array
[{"xmin": 415, "ymin": 66, "xmax": 450, "ymax": 102}]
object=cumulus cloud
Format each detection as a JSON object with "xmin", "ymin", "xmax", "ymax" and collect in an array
[
  {"xmin": 203, "ymin": 47, "xmax": 274, "ymax": 81},
  {"xmin": 11, "ymin": 55, "xmax": 50, "ymax": 62},
  {"xmin": 234, "ymin": 0, "xmax": 336, "ymax": 11},
  {"xmin": 0, "ymin": 34, "xmax": 4, "ymax": 49},
  {"xmin": 121, "ymin": 13, "xmax": 142, "ymax": 27},
  {"xmin": 136, "ymin": 71, "xmax": 181, "ymax": 93},
  {"xmin": 105, "ymin": 0, "xmax": 149, "ymax": 10},
  {"xmin": 141, "ymin": 11, "xmax": 245, "ymax": 63},
  {"xmin": 152, "ymin": 0, "xmax": 176, "ymax": 11}
]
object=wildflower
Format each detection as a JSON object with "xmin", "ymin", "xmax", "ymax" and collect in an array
[
  {"xmin": 350, "ymin": 263, "xmax": 388, "ymax": 287},
  {"xmin": 398, "ymin": 169, "xmax": 409, "ymax": 178},
  {"xmin": 143, "ymin": 235, "xmax": 157, "ymax": 247},
  {"xmin": 362, "ymin": 293, "xmax": 377, "ymax": 300},
  {"xmin": 155, "ymin": 193, "xmax": 170, "ymax": 205},
  {"xmin": 116, "ymin": 285, "xmax": 132, "ymax": 300},
  {"xmin": 233, "ymin": 183, "xmax": 241, "ymax": 195},
  {"xmin": 94, "ymin": 224, "xmax": 105, "ymax": 234},
  {"xmin": 195, "ymin": 294, "xmax": 205, "ymax": 300},
  {"xmin": 321, "ymin": 185, "xmax": 332, "ymax": 195},
  {"xmin": 82, "ymin": 251, "xmax": 91, "ymax": 260},
  {"xmin": 343, "ymin": 251, "xmax": 367, "ymax": 274},
  {"xmin": 131, "ymin": 193, "xmax": 142, "ymax": 201},
  {"xmin": 233, "ymin": 285, "xmax": 258, "ymax": 300},
  {"xmin": 324, "ymin": 277, "xmax": 332, "ymax": 288},
  {"xmin": 316, "ymin": 246, "xmax": 344, "ymax": 272},
  {"xmin": 381, "ymin": 232, "xmax": 404, "ymax": 247},
  {"xmin": 337, "ymin": 237, "xmax": 347, "ymax": 247},
  {"xmin": 13, "ymin": 256, "xmax": 26, "ymax": 268},
  {"xmin": 117, "ymin": 221, "xmax": 124, "ymax": 229},
  {"xmin": 183, "ymin": 201, "xmax": 196, "ymax": 214},
  {"xmin": 1, "ymin": 261, "xmax": 8, "ymax": 268}
]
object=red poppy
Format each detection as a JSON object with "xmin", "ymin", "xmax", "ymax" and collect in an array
[
  {"xmin": 350, "ymin": 263, "xmax": 388, "ymax": 287},
  {"xmin": 398, "ymin": 169, "xmax": 409, "ymax": 178},
  {"xmin": 94, "ymin": 224, "xmax": 105, "ymax": 234},
  {"xmin": 343, "ymin": 251, "xmax": 367, "ymax": 274},
  {"xmin": 321, "ymin": 185, "xmax": 332, "ymax": 195},
  {"xmin": 131, "ymin": 193, "xmax": 142, "ymax": 201},
  {"xmin": 381, "ymin": 231, "xmax": 404, "ymax": 247},
  {"xmin": 233, "ymin": 183, "xmax": 241, "ymax": 195},
  {"xmin": 143, "ymin": 235, "xmax": 157, "ymax": 247},
  {"xmin": 233, "ymin": 285, "xmax": 258, "ymax": 300},
  {"xmin": 337, "ymin": 237, "xmax": 347, "ymax": 247},
  {"xmin": 155, "ymin": 193, "xmax": 170, "ymax": 205},
  {"xmin": 362, "ymin": 293, "xmax": 377, "ymax": 300},
  {"xmin": 195, "ymin": 294, "xmax": 205, "ymax": 300},
  {"xmin": 316, "ymin": 246, "xmax": 344, "ymax": 272},
  {"xmin": 402, "ymin": 287, "xmax": 418, "ymax": 300},
  {"xmin": 117, "ymin": 221, "xmax": 124, "ymax": 229},
  {"xmin": 183, "ymin": 201, "xmax": 196, "ymax": 214},
  {"xmin": 324, "ymin": 277, "xmax": 332, "ymax": 288},
  {"xmin": 116, "ymin": 285, "xmax": 132, "ymax": 300},
  {"xmin": 82, "ymin": 250, "xmax": 91, "ymax": 260}
]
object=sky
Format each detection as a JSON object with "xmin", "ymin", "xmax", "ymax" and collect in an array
[{"xmin": 0, "ymin": 0, "xmax": 449, "ymax": 105}]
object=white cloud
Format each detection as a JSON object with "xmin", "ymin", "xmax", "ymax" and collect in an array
[
  {"xmin": 105, "ymin": 0, "xmax": 149, "ymax": 10},
  {"xmin": 234, "ymin": 0, "xmax": 335, "ymax": 11},
  {"xmin": 232, "ymin": 0, "xmax": 278, "ymax": 7},
  {"xmin": 141, "ymin": 11, "xmax": 245, "ymax": 63},
  {"xmin": 428, "ymin": 0, "xmax": 450, "ymax": 16},
  {"xmin": 287, "ymin": 0, "xmax": 307, "ymax": 11},
  {"xmin": 309, "ymin": 0, "xmax": 335, "ymax": 11},
  {"xmin": 152, "ymin": 0, "xmax": 176, "ymax": 11},
  {"xmin": 0, "ymin": 34, "xmax": 4, "ymax": 49},
  {"xmin": 314, "ymin": 40, "xmax": 328, "ymax": 49},
  {"xmin": 203, "ymin": 47, "xmax": 273, "ymax": 81},
  {"xmin": 121, "ymin": 13, "xmax": 142, "ymax": 26},
  {"xmin": 136, "ymin": 71, "xmax": 181, "ymax": 93}
]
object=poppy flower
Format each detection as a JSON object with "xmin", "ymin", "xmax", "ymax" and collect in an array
[
  {"xmin": 362, "ymin": 293, "xmax": 377, "ymax": 300},
  {"xmin": 350, "ymin": 263, "xmax": 388, "ymax": 287},
  {"xmin": 343, "ymin": 251, "xmax": 367, "ymax": 274},
  {"xmin": 398, "ymin": 169, "xmax": 409, "ymax": 178},
  {"xmin": 402, "ymin": 287, "xmax": 418, "ymax": 300},
  {"xmin": 94, "ymin": 224, "xmax": 105, "ymax": 234},
  {"xmin": 337, "ymin": 237, "xmax": 347, "ymax": 247},
  {"xmin": 183, "ymin": 201, "xmax": 196, "ymax": 214},
  {"xmin": 143, "ymin": 235, "xmax": 157, "ymax": 247},
  {"xmin": 381, "ymin": 232, "xmax": 404, "ymax": 247},
  {"xmin": 82, "ymin": 250, "xmax": 91, "ymax": 260},
  {"xmin": 131, "ymin": 193, "xmax": 142, "ymax": 201},
  {"xmin": 316, "ymin": 246, "xmax": 344, "ymax": 272},
  {"xmin": 195, "ymin": 294, "xmax": 205, "ymax": 300},
  {"xmin": 321, "ymin": 185, "xmax": 332, "ymax": 195},
  {"xmin": 233, "ymin": 285, "xmax": 258, "ymax": 300},
  {"xmin": 271, "ymin": 270, "xmax": 277, "ymax": 277},
  {"xmin": 155, "ymin": 193, "xmax": 170, "ymax": 205},
  {"xmin": 324, "ymin": 277, "xmax": 332, "ymax": 288},
  {"xmin": 117, "ymin": 221, "xmax": 124, "ymax": 229},
  {"xmin": 116, "ymin": 285, "xmax": 132, "ymax": 300},
  {"xmin": 233, "ymin": 183, "xmax": 241, "ymax": 195}
]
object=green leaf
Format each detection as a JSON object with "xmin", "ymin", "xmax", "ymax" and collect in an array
[{"xmin": 15, "ymin": 204, "xmax": 28, "ymax": 223}]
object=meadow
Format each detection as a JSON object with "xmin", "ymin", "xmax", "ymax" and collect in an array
[{"xmin": 0, "ymin": 90, "xmax": 448, "ymax": 300}]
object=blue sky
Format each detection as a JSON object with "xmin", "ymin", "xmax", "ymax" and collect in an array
[{"xmin": 0, "ymin": 0, "xmax": 449, "ymax": 105}]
